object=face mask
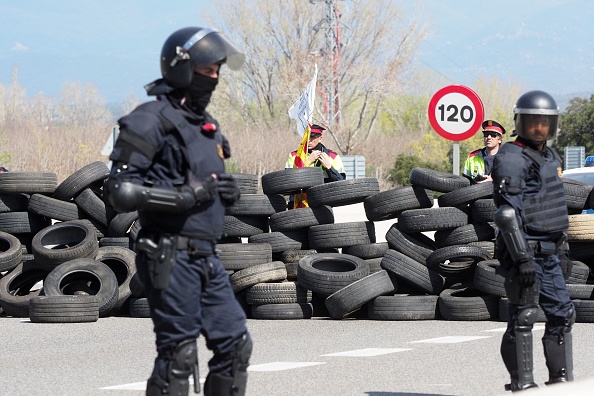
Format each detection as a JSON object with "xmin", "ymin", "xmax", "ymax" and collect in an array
[{"xmin": 187, "ymin": 72, "xmax": 219, "ymax": 113}]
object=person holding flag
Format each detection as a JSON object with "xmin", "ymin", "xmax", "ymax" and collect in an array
[
  {"xmin": 285, "ymin": 123, "xmax": 345, "ymax": 183},
  {"xmin": 285, "ymin": 65, "xmax": 345, "ymax": 208}
]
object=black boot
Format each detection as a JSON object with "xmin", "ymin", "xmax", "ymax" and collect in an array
[{"xmin": 543, "ymin": 334, "xmax": 573, "ymax": 385}]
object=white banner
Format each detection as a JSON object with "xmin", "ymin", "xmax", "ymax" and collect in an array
[{"xmin": 288, "ymin": 64, "xmax": 318, "ymax": 137}]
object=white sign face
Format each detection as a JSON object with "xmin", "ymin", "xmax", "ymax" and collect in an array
[
  {"xmin": 427, "ymin": 85, "xmax": 484, "ymax": 142},
  {"xmin": 432, "ymin": 92, "xmax": 477, "ymax": 134}
]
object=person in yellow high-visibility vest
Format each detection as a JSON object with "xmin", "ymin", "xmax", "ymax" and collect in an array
[
  {"xmin": 462, "ymin": 120, "xmax": 506, "ymax": 184},
  {"xmin": 285, "ymin": 124, "xmax": 346, "ymax": 208}
]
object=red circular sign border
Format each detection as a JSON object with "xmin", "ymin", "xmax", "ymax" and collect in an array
[{"xmin": 427, "ymin": 85, "xmax": 485, "ymax": 141}]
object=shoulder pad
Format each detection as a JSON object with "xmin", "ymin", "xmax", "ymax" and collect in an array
[{"xmin": 468, "ymin": 149, "xmax": 482, "ymax": 157}]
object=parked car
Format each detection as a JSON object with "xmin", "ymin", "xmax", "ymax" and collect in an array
[{"xmin": 563, "ymin": 166, "xmax": 594, "ymax": 186}]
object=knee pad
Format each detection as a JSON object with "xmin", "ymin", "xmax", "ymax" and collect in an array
[
  {"xmin": 172, "ymin": 338, "xmax": 198, "ymax": 374},
  {"xmin": 232, "ymin": 332, "xmax": 253, "ymax": 373},
  {"xmin": 517, "ymin": 305, "xmax": 539, "ymax": 327}
]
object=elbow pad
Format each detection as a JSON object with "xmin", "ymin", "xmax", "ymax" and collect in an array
[
  {"xmin": 493, "ymin": 205, "xmax": 532, "ymax": 264},
  {"xmin": 104, "ymin": 179, "xmax": 196, "ymax": 213}
]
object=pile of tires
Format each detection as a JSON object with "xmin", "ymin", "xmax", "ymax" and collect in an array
[{"xmin": 1, "ymin": 163, "xmax": 593, "ymax": 324}]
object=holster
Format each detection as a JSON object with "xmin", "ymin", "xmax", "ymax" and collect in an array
[{"xmin": 136, "ymin": 234, "xmax": 177, "ymax": 290}]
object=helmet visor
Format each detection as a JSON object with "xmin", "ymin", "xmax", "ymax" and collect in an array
[
  {"xmin": 186, "ymin": 29, "xmax": 245, "ymax": 70},
  {"xmin": 516, "ymin": 114, "xmax": 558, "ymax": 142}
]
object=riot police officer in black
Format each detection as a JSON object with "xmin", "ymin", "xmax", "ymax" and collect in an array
[
  {"xmin": 104, "ymin": 27, "xmax": 251, "ymax": 396},
  {"xmin": 492, "ymin": 90, "xmax": 574, "ymax": 392}
]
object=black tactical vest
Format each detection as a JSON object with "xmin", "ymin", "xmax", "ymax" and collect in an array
[{"xmin": 512, "ymin": 142, "xmax": 569, "ymax": 234}]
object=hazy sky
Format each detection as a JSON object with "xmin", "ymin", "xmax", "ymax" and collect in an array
[{"xmin": 2, "ymin": 1, "xmax": 593, "ymax": 105}]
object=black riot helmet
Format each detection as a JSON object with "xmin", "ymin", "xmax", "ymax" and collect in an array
[
  {"xmin": 147, "ymin": 27, "xmax": 244, "ymax": 94},
  {"xmin": 513, "ymin": 90, "xmax": 559, "ymax": 143}
]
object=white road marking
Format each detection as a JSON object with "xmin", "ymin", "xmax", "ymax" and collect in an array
[
  {"xmin": 322, "ymin": 348, "xmax": 412, "ymax": 357},
  {"xmin": 410, "ymin": 335, "xmax": 491, "ymax": 344},
  {"xmin": 248, "ymin": 362, "xmax": 326, "ymax": 371},
  {"xmin": 484, "ymin": 324, "xmax": 546, "ymax": 333},
  {"xmin": 100, "ymin": 378, "xmax": 202, "ymax": 390}
]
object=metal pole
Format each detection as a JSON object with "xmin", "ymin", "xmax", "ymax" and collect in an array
[{"xmin": 453, "ymin": 142, "xmax": 460, "ymax": 175}]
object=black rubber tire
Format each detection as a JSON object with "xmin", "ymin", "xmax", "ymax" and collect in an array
[
  {"xmin": 280, "ymin": 249, "xmax": 318, "ymax": 263},
  {"xmin": 470, "ymin": 199, "xmax": 497, "ymax": 223},
  {"xmin": 438, "ymin": 284, "xmax": 499, "ymax": 321},
  {"xmin": 0, "ymin": 172, "xmax": 58, "ymax": 194},
  {"xmin": 296, "ymin": 253, "xmax": 369, "ymax": 296},
  {"xmin": 223, "ymin": 215, "xmax": 268, "ymax": 237},
  {"xmin": 325, "ymin": 270, "xmax": 395, "ymax": 319},
  {"xmin": 248, "ymin": 230, "xmax": 309, "ymax": 253},
  {"xmin": 0, "ymin": 231, "xmax": 22, "ymax": 272},
  {"xmin": 29, "ymin": 295, "xmax": 100, "ymax": 323},
  {"xmin": 566, "ymin": 260, "xmax": 590, "ymax": 284},
  {"xmin": 228, "ymin": 173, "xmax": 259, "ymax": 194},
  {"xmin": 0, "ymin": 193, "xmax": 29, "ymax": 213},
  {"xmin": 31, "ymin": 220, "xmax": 98, "ymax": 270},
  {"xmin": 380, "ymin": 249, "xmax": 444, "ymax": 295},
  {"xmin": 74, "ymin": 188, "xmax": 109, "ymax": 226},
  {"xmin": 437, "ymin": 182, "xmax": 494, "ymax": 208},
  {"xmin": 107, "ymin": 211, "xmax": 139, "ymax": 237},
  {"xmin": 409, "ymin": 168, "xmax": 470, "ymax": 193},
  {"xmin": 434, "ymin": 223, "xmax": 495, "ymax": 248},
  {"xmin": 385, "ymin": 224, "xmax": 435, "ymax": 265},
  {"xmin": 229, "ymin": 261, "xmax": 287, "ymax": 293},
  {"xmin": 364, "ymin": 186, "xmax": 434, "ymax": 221},
  {"xmin": 306, "ymin": 178, "xmax": 380, "ymax": 207},
  {"xmin": 563, "ymin": 178, "xmax": 593, "ymax": 210},
  {"xmin": 43, "ymin": 258, "xmax": 119, "ymax": 317},
  {"xmin": 251, "ymin": 302, "xmax": 313, "ymax": 319},
  {"xmin": 99, "ymin": 237, "xmax": 131, "ymax": 249},
  {"xmin": 472, "ymin": 259, "xmax": 506, "ymax": 297},
  {"xmin": 343, "ymin": 242, "xmax": 389, "ymax": 259},
  {"xmin": 129, "ymin": 297, "xmax": 151, "ymax": 318},
  {"xmin": 245, "ymin": 281, "xmax": 312, "ymax": 304},
  {"xmin": 0, "ymin": 261, "xmax": 49, "ymax": 317},
  {"xmin": 216, "ymin": 243, "xmax": 273, "ymax": 270},
  {"xmin": 0, "ymin": 211, "xmax": 51, "ymax": 235},
  {"xmin": 94, "ymin": 245, "xmax": 136, "ymax": 313},
  {"xmin": 269, "ymin": 206, "xmax": 334, "ymax": 231},
  {"xmin": 426, "ymin": 245, "xmax": 492, "ymax": 275},
  {"xmin": 52, "ymin": 161, "xmax": 110, "ymax": 201},
  {"xmin": 368, "ymin": 294, "xmax": 439, "ymax": 320},
  {"xmin": 398, "ymin": 207, "xmax": 468, "ymax": 233},
  {"xmin": 261, "ymin": 168, "xmax": 325, "ymax": 195},
  {"xmin": 567, "ymin": 283, "xmax": 594, "ymax": 299},
  {"xmin": 28, "ymin": 193, "xmax": 81, "ymax": 221},
  {"xmin": 308, "ymin": 221, "xmax": 375, "ymax": 249},
  {"xmin": 225, "ymin": 194, "xmax": 287, "ymax": 216},
  {"xmin": 572, "ymin": 299, "xmax": 594, "ymax": 323}
]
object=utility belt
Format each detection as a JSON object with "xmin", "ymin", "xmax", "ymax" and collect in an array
[
  {"xmin": 527, "ymin": 233, "xmax": 568, "ymax": 256},
  {"xmin": 134, "ymin": 229, "xmax": 216, "ymax": 290}
]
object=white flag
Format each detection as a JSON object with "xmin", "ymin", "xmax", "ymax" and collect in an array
[{"xmin": 288, "ymin": 64, "xmax": 318, "ymax": 137}]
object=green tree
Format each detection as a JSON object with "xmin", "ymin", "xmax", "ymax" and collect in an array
[{"xmin": 555, "ymin": 95, "xmax": 594, "ymax": 154}]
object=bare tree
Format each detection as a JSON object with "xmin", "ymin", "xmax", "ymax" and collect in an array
[{"xmin": 212, "ymin": 0, "xmax": 427, "ymax": 154}]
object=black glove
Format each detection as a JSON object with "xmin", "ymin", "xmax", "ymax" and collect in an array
[
  {"xmin": 517, "ymin": 260, "xmax": 536, "ymax": 287},
  {"xmin": 187, "ymin": 171, "xmax": 217, "ymax": 205},
  {"xmin": 217, "ymin": 173, "xmax": 240, "ymax": 206}
]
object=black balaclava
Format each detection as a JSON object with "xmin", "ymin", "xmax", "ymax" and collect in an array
[{"xmin": 187, "ymin": 72, "xmax": 218, "ymax": 114}]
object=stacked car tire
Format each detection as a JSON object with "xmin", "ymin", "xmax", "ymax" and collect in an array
[{"xmin": 1, "ymin": 164, "xmax": 593, "ymax": 324}]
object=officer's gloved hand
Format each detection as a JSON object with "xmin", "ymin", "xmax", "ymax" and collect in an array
[
  {"xmin": 217, "ymin": 173, "xmax": 240, "ymax": 206},
  {"xmin": 187, "ymin": 172, "xmax": 217, "ymax": 205},
  {"xmin": 517, "ymin": 260, "xmax": 536, "ymax": 287}
]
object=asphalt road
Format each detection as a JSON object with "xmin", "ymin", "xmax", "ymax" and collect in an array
[{"xmin": 2, "ymin": 315, "xmax": 594, "ymax": 396}]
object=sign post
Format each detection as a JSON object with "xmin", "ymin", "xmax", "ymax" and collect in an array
[{"xmin": 427, "ymin": 85, "xmax": 484, "ymax": 175}]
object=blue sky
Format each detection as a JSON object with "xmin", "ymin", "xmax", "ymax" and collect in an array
[{"xmin": 2, "ymin": 1, "xmax": 594, "ymax": 106}]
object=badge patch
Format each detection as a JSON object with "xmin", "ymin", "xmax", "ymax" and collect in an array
[
  {"xmin": 217, "ymin": 144, "xmax": 224, "ymax": 159},
  {"xmin": 557, "ymin": 167, "xmax": 563, "ymax": 178}
]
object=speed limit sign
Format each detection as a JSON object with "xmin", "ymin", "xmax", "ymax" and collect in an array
[{"xmin": 427, "ymin": 85, "xmax": 484, "ymax": 141}]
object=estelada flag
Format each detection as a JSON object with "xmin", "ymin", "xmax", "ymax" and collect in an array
[{"xmin": 288, "ymin": 66, "xmax": 317, "ymax": 208}]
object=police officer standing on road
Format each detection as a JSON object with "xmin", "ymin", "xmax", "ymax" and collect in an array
[
  {"xmin": 492, "ymin": 90, "xmax": 574, "ymax": 392},
  {"xmin": 462, "ymin": 119, "xmax": 506, "ymax": 184},
  {"xmin": 104, "ymin": 27, "xmax": 252, "ymax": 396}
]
